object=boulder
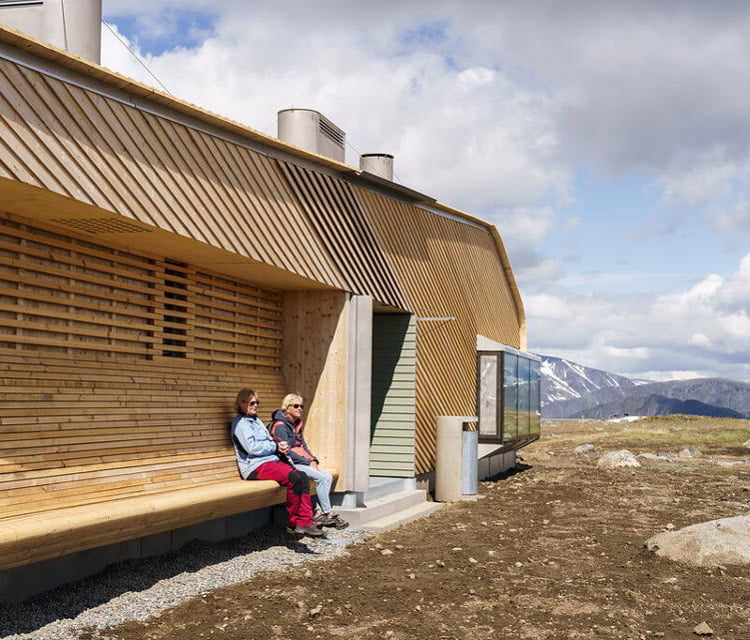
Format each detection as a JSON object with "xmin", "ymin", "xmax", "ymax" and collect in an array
[
  {"xmin": 596, "ymin": 450, "xmax": 641, "ymax": 469},
  {"xmin": 639, "ymin": 452, "xmax": 674, "ymax": 462},
  {"xmin": 645, "ymin": 514, "xmax": 750, "ymax": 567},
  {"xmin": 678, "ymin": 447, "xmax": 702, "ymax": 458},
  {"xmin": 573, "ymin": 444, "xmax": 595, "ymax": 456}
]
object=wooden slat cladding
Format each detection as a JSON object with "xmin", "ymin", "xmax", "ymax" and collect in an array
[
  {"xmin": 0, "ymin": 215, "xmax": 284, "ymax": 370},
  {"xmin": 193, "ymin": 271, "xmax": 282, "ymax": 369},
  {"xmin": 280, "ymin": 163, "xmax": 407, "ymax": 309},
  {"xmin": 0, "ymin": 215, "xmax": 158, "ymax": 360},
  {"xmin": 0, "ymin": 58, "xmax": 348, "ymax": 290},
  {"xmin": 355, "ymin": 189, "xmax": 522, "ymax": 475},
  {"xmin": 0, "ymin": 353, "xmax": 286, "ymax": 520}
]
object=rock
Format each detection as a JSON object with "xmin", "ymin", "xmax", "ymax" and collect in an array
[
  {"xmin": 665, "ymin": 523, "xmax": 675, "ymax": 530},
  {"xmin": 679, "ymin": 447, "xmax": 702, "ymax": 458},
  {"xmin": 573, "ymin": 443, "xmax": 595, "ymax": 455},
  {"xmin": 646, "ymin": 514, "xmax": 750, "ymax": 567},
  {"xmin": 380, "ymin": 549, "xmax": 393, "ymax": 556},
  {"xmin": 468, "ymin": 557, "xmax": 478, "ymax": 564},
  {"xmin": 743, "ymin": 440, "xmax": 750, "ymax": 449},
  {"xmin": 309, "ymin": 605, "xmax": 322, "ymax": 617},
  {"xmin": 693, "ymin": 621, "xmax": 713, "ymax": 635},
  {"xmin": 436, "ymin": 560, "xmax": 445, "ymax": 567},
  {"xmin": 597, "ymin": 450, "xmax": 641, "ymax": 469},
  {"xmin": 639, "ymin": 453, "xmax": 674, "ymax": 462}
]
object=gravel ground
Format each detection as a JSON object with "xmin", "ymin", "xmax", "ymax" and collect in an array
[{"xmin": 0, "ymin": 525, "xmax": 370, "ymax": 640}]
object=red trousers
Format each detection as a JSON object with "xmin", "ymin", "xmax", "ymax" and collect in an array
[{"xmin": 252, "ymin": 460, "xmax": 314, "ymax": 527}]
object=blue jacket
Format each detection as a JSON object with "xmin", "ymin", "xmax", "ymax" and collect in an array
[{"xmin": 230, "ymin": 413, "xmax": 280, "ymax": 479}]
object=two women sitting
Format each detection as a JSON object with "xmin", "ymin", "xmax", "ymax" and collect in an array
[{"xmin": 230, "ymin": 388, "xmax": 348, "ymax": 538}]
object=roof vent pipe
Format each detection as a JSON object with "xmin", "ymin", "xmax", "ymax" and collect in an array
[
  {"xmin": 360, "ymin": 153, "xmax": 394, "ymax": 182},
  {"xmin": 277, "ymin": 109, "xmax": 345, "ymax": 163}
]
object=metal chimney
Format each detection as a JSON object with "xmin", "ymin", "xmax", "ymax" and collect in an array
[
  {"xmin": 277, "ymin": 109, "xmax": 345, "ymax": 163},
  {"xmin": 0, "ymin": 0, "xmax": 102, "ymax": 63},
  {"xmin": 360, "ymin": 153, "xmax": 394, "ymax": 181}
]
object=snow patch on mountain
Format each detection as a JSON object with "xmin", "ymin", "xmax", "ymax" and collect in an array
[{"xmin": 539, "ymin": 355, "xmax": 642, "ymax": 407}]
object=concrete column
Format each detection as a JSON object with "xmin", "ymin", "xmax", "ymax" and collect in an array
[{"xmin": 345, "ymin": 295, "xmax": 372, "ymax": 494}]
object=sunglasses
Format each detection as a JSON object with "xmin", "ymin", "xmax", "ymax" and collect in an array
[
  {"xmin": 247, "ymin": 400, "xmax": 260, "ymax": 406},
  {"xmin": 290, "ymin": 403, "xmax": 304, "ymax": 409}
]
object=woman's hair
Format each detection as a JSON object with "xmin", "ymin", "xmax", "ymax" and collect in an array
[
  {"xmin": 235, "ymin": 388, "xmax": 256, "ymax": 413},
  {"xmin": 281, "ymin": 392, "xmax": 303, "ymax": 413}
]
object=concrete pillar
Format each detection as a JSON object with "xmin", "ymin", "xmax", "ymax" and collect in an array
[{"xmin": 345, "ymin": 294, "xmax": 372, "ymax": 494}]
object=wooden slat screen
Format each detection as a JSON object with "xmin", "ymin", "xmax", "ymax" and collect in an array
[
  {"xmin": 0, "ymin": 216, "xmax": 286, "ymax": 519},
  {"xmin": 0, "ymin": 214, "xmax": 284, "ymax": 370},
  {"xmin": 193, "ymin": 270, "xmax": 282, "ymax": 369},
  {"xmin": 0, "ymin": 215, "xmax": 158, "ymax": 360}
]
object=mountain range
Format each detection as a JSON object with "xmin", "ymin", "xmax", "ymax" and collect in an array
[{"xmin": 540, "ymin": 355, "xmax": 750, "ymax": 419}]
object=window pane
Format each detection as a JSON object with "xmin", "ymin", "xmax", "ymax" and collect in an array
[
  {"xmin": 517, "ymin": 357, "xmax": 530, "ymax": 440},
  {"xmin": 530, "ymin": 360, "xmax": 541, "ymax": 438},
  {"xmin": 503, "ymin": 354, "xmax": 518, "ymax": 443},
  {"xmin": 478, "ymin": 354, "xmax": 498, "ymax": 436}
]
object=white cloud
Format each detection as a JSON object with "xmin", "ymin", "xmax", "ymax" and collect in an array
[{"xmin": 529, "ymin": 253, "xmax": 750, "ymax": 381}]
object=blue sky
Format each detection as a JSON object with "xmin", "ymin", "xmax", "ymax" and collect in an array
[{"xmin": 101, "ymin": 1, "xmax": 750, "ymax": 382}]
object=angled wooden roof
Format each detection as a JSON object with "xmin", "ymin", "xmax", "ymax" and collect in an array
[{"xmin": 0, "ymin": 23, "xmax": 523, "ymax": 328}]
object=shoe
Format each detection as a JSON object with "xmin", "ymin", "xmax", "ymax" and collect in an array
[
  {"xmin": 331, "ymin": 513, "xmax": 350, "ymax": 530},
  {"xmin": 313, "ymin": 512, "xmax": 339, "ymax": 527},
  {"xmin": 314, "ymin": 512, "xmax": 350, "ymax": 529},
  {"xmin": 287, "ymin": 524, "xmax": 325, "ymax": 538}
]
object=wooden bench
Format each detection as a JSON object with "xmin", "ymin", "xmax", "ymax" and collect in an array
[{"xmin": 0, "ymin": 353, "xmax": 334, "ymax": 572}]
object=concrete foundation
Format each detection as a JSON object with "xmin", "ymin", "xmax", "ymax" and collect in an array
[{"xmin": 478, "ymin": 449, "xmax": 517, "ymax": 480}]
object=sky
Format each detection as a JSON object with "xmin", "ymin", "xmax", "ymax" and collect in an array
[{"xmin": 99, "ymin": 0, "xmax": 750, "ymax": 382}]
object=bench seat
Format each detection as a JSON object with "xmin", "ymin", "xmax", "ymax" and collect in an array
[{"xmin": 0, "ymin": 470, "xmax": 337, "ymax": 571}]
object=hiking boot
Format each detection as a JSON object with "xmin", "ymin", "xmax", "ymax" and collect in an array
[
  {"xmin": 314, "ymin": 512, "xmax": 350, "ymax": 529},
  {"xmin": 287, "ymin": 524, "xmax": 325, "ymax": 538},
  {"xmin": 330, "ymin": 513, "xmax": 350, "ymax": 530}
]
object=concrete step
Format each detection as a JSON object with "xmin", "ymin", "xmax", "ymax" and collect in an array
[
  {"xmin": 335, "ymin": 489, "xmax": 430, "ymax": 528},
  {"xmin": 365, "ymin": 477, "xmax": 416, "ymax": 501},
  {"xmin": 364, "ymin": 501, "xmax": 443, "ymax": 533}
]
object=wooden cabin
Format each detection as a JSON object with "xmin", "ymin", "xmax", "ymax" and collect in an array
[{"xmin": 0, "ymin": 19, "xmax": 538, "ymax": 601}]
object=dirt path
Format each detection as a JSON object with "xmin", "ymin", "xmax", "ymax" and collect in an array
[{"xmin": 101, "ymin": 430, "xmax": 750, "ymax": 640}]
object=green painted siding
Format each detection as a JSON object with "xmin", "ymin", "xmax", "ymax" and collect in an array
[{"xmin": 370, "ymin": 314, "xmax": 416, "ymax": 477}]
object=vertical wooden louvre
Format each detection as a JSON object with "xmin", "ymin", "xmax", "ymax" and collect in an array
[{"xmin": 355, "ymin": 189, "xmax": 522, "ymax": 475}]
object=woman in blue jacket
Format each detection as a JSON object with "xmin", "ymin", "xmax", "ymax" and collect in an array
[{"xmin": 230, "ymin": 388, "xmax": 323, "ymax": 538}]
